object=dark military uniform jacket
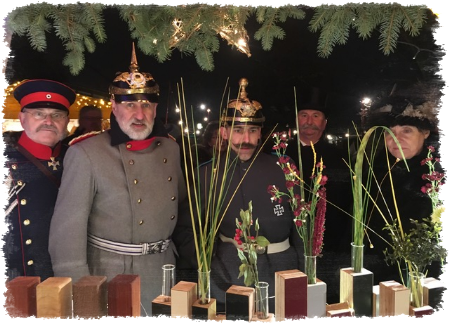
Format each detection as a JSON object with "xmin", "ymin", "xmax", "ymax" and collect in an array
[
  {"xmin": 3, "ymin": 131, "xmax": 66, "ymax": 281},
  {"xmin": 174, "ymin": 148, "xmax": 303, "ymax": 312}
]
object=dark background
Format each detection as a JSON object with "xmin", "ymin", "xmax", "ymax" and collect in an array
[{"xmin": 4, "ymin": 6, "xmax": 443, "ymax": 138}]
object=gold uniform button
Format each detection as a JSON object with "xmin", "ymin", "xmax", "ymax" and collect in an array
[
  {"xmin": 139, "ymin": 220, "xmax": 144, "ymax": 225},
  {"xmin": 11, "ymin": 164, "xmax": 17, "ymax": 170},
  {"xmin": 157, "ymin": 141, "xmax": 161, "ymax": 146},
  {"xmin": 23, "ymin": 219, "xmax": 30, "ymax": 226},
  {"xmin": 129, "ymin": 160, "xmax": 135, "ymax": 165},
  {"xmin": 126, "ymin": 144, "xmax": 132, "ymax": 149},
  {"xmin": 25, "ymin": 239, "xmax": 32, "ymax": 245},
  {"xmin": 163, "ymin": 158, "xmax": 167, "ymax": 163},
  {"xmin": 27, "ymin": 260, "xmax": 34, "ymax": 266},
  {"xmin": 134, "ymin": 179, "xmax": 138, "ymax": 184},
  {"xmin": 20, "ymin": 199, "xmax": 27, "ymax": 205},
  {"xmin": 137, "ymin": 199, "xmax": 142, "ymax": 203},
  {"xmin": 168, "ymin": 176, "xmax": 172, "ymax": 181},
  {"xmin": 170, "ymin": 215, "xmax": 176, "ymax": 220},
  {"xmin": 171, "ymin": 196, "xmax": 176, "ymax": 201},
  {"xmin": 17, "ymin": 180, "xmax": 23, "ymax": 186}
]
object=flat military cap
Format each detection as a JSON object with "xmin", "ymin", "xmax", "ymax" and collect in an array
[{"xmin": 14, "ymin": 79, "xmax": 76, "ymax": 112}]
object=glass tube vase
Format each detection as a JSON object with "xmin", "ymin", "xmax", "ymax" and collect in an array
[
  {"xmin": 304, "ymin": 255, "xmax": 317, "ymax": 284},
  {"xmin": 351, "ymin": 242, "xmax": 364, "ymax": 273},
  {"xmin": 162, "ymin": 264, "xmax": 175, "ymax": 301},
  {"xmin": 255, "ymin": 281, "xmax": 269, "ymax": 319},
  {"xmin": 197, "ymin": 269, "xmax": 211, "ymax": 305}
]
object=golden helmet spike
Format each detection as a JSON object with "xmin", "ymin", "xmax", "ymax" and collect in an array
[{"xmin": 129, "ymin": 42, "xmax": 139, "ymax": 73}]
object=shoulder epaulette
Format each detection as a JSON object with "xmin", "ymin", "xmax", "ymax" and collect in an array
[{"xmin": 69, "ymin": 131, "xmax": 102, "ymax": 146}]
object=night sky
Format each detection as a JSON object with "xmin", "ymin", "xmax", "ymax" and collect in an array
[{"xmin": 3, "ymin": 4, "xmax": 443, "ymax": 137}]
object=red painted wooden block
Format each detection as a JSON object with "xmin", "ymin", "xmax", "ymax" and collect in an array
[
  {"xmin": 5, "ymin": 276, "xmax": 41, "ymax": 317},
  {"xmin": 108, "ymin": 274, "xmax": 141, "ymax": 317}
]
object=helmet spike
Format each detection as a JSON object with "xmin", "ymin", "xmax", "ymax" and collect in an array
[{"xmin": 129, "ymin": 43, "xmax": 139, "ymax": 73}]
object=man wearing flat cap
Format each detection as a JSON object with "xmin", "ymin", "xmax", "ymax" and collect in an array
[
  {"xmin": 285, "ymin": 86, "xmax": 352, "ymax": 304},
  {"xmin": 49, "ymin": 45, "xmax": 187, "ymax": 316},
  {"xmin": 3, "ymin": 79, "xmax": 76, "ymax": 281},
  {"xmin": 174, "ymin": 78, "xmax": 302, "ymax": 314}
]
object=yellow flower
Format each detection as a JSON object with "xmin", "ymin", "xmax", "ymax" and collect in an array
[{"xmin": 432, "ymin": 204, "xmax": 449, "ymax": 229}]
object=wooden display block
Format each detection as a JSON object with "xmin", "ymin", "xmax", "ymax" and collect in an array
[
  {"xmin": 340, "ymin": 267, "xmax": 373, "ymax": 317},
  {"xmin": 73, "ymin": 275, "xmax": 107, "ymax": 318},
  {"xmin": 0, "ymin": 276, "xmax": 9, "ymax": 323},
  {"xmin": 171, "ymin": 281, "xmax": 197, "ymax": 318},
  {"xmin": 192, "ymin": 297, "xmax": 217, "ymax": 320},
  {"xmin": 108, "ymin": 274, "xmax": 140, "ymax": 317},
  {"xmin": 326, "ymin": 302, "xmax": 354, "ymax": 317},
  {"xmin": 307, "ymin": 279, "xmax": 326, "ymax": 318},
  {"xmin": 423, "ymin": 277, "xmax": 446, "ymax": 309},
  {"xmin": 275, "ymin": 269, "xmax": 307, "ymax": 321},
  {"xmin": 152, "ymin": 295, "xmax": 171, "ymax": 317},
  {"xmin": 409, "ymin": 305, "xmax": 434, "ymax": 317},
  {"xmin": 36, "ymin": 277, "xmax": 72, "ymax": 318},
  {"xmin": 225, "ymin": 285, "xmax": 255, "ymax": 321},
  {"xmin": 212, "ymin": 314, "xmax": 226, "ymax": 323},
  {"xmin": 5, "ymin": 276, "xmax": 41, "ymax": 317},
  {"xmin": 251, "ymin": 313, "xmax": 275, "ymax": 321},
  {"xmin": 379, "ymin": 280, "xmax": 410, "ymax": 316},
  {"xmin": 372, "ymin": 285, "xmax": 379, "ymax": 317}
]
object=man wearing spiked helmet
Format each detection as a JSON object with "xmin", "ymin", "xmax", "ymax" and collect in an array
[
  {"xmin": 175, "ymin": 78, "xmax": 303, "ymax": 313},
  {"xmin": 49, "ymin": 44, "xmax": 187, "ymax": 316}
]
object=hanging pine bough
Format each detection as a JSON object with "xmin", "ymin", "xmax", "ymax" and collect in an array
[
  {"xmin": 1, "ymin": 0, "xmax": 305, "ymax": 75},
  {"xmin": 0, "ymin": 0, "xmax": 442, "ymax": 75}
]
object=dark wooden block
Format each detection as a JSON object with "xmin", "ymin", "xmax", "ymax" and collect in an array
[
  {"xmin": 275, "ymin": 269, "xmax": 307, "ymax": 320},
  {"xmin": 225, "ymin": 285, "xmax": 254, "ymax": 321},
  {"xmin": 152, "ymin": 294, "xmax": 171, "ymax": 317},
  {"xmin": 423, "ymin": 277, "xmax": 446, "ymax": 310},
  {"xmin": 108, "ymin": 274, "xmax": 140, "ymax": 317},
  {"xmin": 0, "ymin": 276, "xmax": 9, "ymax": 323},
  {"xmin": 340, "ymin": 267, "xmax": 373, "ymax": 317},
  {"xmin": 410, "ymin": 305, "xmax": 434, "ymax": 317},
  {"xmin": 192, "ymin": 298, "xmax": 217, "ymax": 320},
  {"xmin": 5, "ymin": 276, "xmax": 41, "ymax": 317},
  {"xmin": 73, "ymin": 275, "xmax": 107, "ymax": 318}
]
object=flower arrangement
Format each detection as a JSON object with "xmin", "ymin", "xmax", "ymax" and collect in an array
[
  {"xmin": 177, "ymin": 79, "xmax": 273, "ymax": 304},
  {"xmin": 267, "ymin": 131, "xmax": 327, "ymax": 284},
  {"xmin": 421, "ymin": 146, "xmax": 449, "ymax": 283},
  {"xmin": 234, "ymin": 201, "xmax": 270, "ymax": 319}
]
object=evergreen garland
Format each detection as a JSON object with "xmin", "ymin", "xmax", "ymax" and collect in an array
[{"xmin": 5, "ymin": 3, "xmax": 434, "ymax": 75}]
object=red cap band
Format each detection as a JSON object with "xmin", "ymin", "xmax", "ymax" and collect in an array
[{"xmin": 20, "ymin": 91, "xmax": 71, "ymax": 109}]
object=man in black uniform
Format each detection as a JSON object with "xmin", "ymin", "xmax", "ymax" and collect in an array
[
  {"xmin": 174, "ymin": 78, "xmax": 303, "ymax": 314},
  {"xmin": 285, "ymin": 87, "xmax": 352, "ymax": 304},
  {"xmin": 3, "ymin": 79, "xmax": 76, "ymax": 281}
]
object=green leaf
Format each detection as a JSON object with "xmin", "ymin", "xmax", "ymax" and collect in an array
[{"xmin": 256, "ymin": 236, "xmax": 270, "ymax": 247}]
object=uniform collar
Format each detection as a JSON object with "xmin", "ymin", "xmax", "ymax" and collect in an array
[{"xmin": 18, "ymin": 132, "xmax": 61, "ymax": 160}]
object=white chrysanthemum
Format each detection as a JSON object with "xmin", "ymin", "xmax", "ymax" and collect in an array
[{"xmin": 432, "ymin": 204, "xmax": 449, "ymax": 228}]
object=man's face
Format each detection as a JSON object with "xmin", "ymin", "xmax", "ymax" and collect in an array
[
  {"xmin": 297, "ymin": 109, "xmax": 327, "ymax": 145},
  {"xmin": 79, "ymin": 110, "xmax": 103, "ymax": 133},
  {"xmin": 221, "ymin": 124, "xmax": 261, "ymax": 161},
  {"xmin": 111, "ymin": 100, "xmax": 157, "ymax": 140},
  {"xmin": 19, "ymin": 108, "xmax": 69, "ymax": 147}
]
